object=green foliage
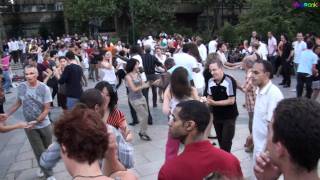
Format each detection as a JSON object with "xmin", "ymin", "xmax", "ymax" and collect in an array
[
  {"xmin": 130, "ymin": 0, "xmax": 175, "ymax": 37},
  {"xmin": 63, "ymin": 0, "xmax": 175, "ymax": 39},
  {"xmin": 63, "ymin": 0, "xmax": 116, "ymax": 22},
  {"xmin": 218, "ymin": 22, "xmax": 238, "ymax": 45},
  {"xmin": 235, "ymin": 0, "xmax": 320, "ymax": 42}
]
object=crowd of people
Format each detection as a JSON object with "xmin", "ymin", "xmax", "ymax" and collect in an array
[{"xmin": 0, "ymin": 30, "xmax": 319, "ymax": 180}]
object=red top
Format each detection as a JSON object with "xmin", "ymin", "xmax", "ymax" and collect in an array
[
  {"xmin": 158, "ymin": 140, "xmax": 243, "ymax": 180},
  {"xmin": 1, "ymin": 55, "xmax": 10, "ymax": 71},
  {"xmin": 106, "ymin": 108, "xmax": 126, "ymax": 132}
]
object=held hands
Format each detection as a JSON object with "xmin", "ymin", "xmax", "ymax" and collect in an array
[
  {"xmin": 254, "ymin": 151, "xmax": 281, "ymax": 180},
  {"xmin": 0, "ymin": 114, "xmax": 9, "ymax": 122},
  {"xmin": 17, "ymin": 122, "xmax": 33, "ymax": 129},
  {"xmin": 199, "ymin": 96, "xmax": 207, "ymax": 103}
]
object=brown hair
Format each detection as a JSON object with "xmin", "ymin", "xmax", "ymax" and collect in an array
[{"xmin": 54, "ymin": 104, "xmax": 109, "ymax": 165}]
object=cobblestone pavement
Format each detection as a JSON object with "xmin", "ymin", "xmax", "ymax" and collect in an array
[{"xmin": 0, "ymin": 68, "xmax": 318, "ymax": 180}]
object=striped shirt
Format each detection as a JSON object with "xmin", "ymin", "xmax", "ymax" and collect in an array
[{"xmin": 106, "ymin": 108, "xmax": 126, "ymax": 132}]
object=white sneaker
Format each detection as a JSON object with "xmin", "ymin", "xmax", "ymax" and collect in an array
[
  {"xmin": 37, "ymin": 169, "xmax": 44, "ymax": 177},
  {"xmin": 47, "ymin": 176, "xmax": 56, "ymax": 180}
]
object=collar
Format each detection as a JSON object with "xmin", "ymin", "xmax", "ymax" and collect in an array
[
  {"xmin": 184, "ymin": 140, "xmax": 212, "ymax": 152},
  {"xmin": 258, "ymin": 80, "xmax": 272, "ymax": 95},
  {"xmin": 214, "ymin": 74, "xmax": 226, "ymax": 85}
]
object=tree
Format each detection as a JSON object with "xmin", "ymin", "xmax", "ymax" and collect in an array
[
  {"xmin": 63, "ymin": 0, "xmax": 174, "ymax": 42},
  {"xmin": 235, "ymin": 0, "xmax": 320, "ymax": 43}
]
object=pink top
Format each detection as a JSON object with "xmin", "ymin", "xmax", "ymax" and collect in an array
[{"xmin": 1, "ymin": 56, "xmax": 10, "ymax": 71}]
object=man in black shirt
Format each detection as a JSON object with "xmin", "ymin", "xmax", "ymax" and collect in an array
[
  {"xmin": 57, "ymin": 51, "xmax": 85, "ymax": 110},
  {"xmin": 206, "ymin": 59, "xmax": 239, "ymax": 152},
  {"xmin": 140, "ymin": 45, "xmax": 164, "ymax": 125}
]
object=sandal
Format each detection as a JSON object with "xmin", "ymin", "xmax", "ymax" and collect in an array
[{"xmin": 139, "ymin": 132, "xmax": 151, "ymax": 141}]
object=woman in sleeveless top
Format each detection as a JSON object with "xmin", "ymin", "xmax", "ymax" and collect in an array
[
  {"xmin": 125, "ymin": 59, "xmax": 151, "ymax": 141},
  {"xmin": 162, "ymin": 67, "xmax": 199, "ymax": 160}
]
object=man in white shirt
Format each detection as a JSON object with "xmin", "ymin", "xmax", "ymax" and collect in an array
[
  {"xmin": 9, "ymin": 38, "xmax": 20, "ymax": 63},
  {"xmin": 173, "ymin": 43, "xmax": 199, "ymax": 81},
  {"xmin": 208, "ymin": 36, "xmax": 218, "ymax": 54},
  {"xmin": 255, "ymin": 36, "xmax": 268, "ymax": 61},
  {"xmin": 196, "ymin": 36, "xmax": 207, "ymax": 62},
  {"xmin": 292, "ymin": 32, "xmax": 307, "ymax": 72},
  {"xmin": 251, "ymin": 60, "xmax": 283, "ymax": 163},
  {"xmin": 18, "ymin": 37, "xmax": 27, "ymax": 64},
  {"xmin": 267, "ymin": 32, "xmax": 277, "ymax": 73}
]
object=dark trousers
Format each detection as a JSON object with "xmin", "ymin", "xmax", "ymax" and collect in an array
[
  {"xmin": 281, "ymin": 61, "xmax": 292, "ymax": 86},
  {"xmin": 47, "ymin": 78, "xmax": 58, "ymax": 106},
  {"xmin": 145, "ymin": 85, "xmax": 157, "ymax": 107},
  {"xmin": 142, "ymin": 88, "xmax": 153, "ymax": 124},
  {"xmin": 127, "ymin": 88, "xmax": 153, "ymax": 124},
  {"xmin": 116, "ymin": 69, "xmax": 126, "ymax": 89},
  {"xmin": 10, "ymin": 50, "xmax": 19, "ymax": 63},
  {"xmin": 267, "ymin": 55, "xmax": 277, "ymax": 74},
  {"xmin": 213, "ymin": 118, "xmax": 236, "ymax": 152},
  {"xmin": 25, "ymin": 125, "xmax": 53, "ymax": 177},
  {"xmin": 296, "ymin": 72, "xmax": 313, "ymax": 98}
]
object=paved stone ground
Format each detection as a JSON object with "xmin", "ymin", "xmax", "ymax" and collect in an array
[{"xmin": 0, "ymin": 67, "xmax": 318, "ymax": 180}]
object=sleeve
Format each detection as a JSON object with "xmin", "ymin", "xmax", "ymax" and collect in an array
[
  {"xmin": 39, "ymin": 142, "xmax": 61, "ymax": 170},
  {"xmin": 158, "ymin": 166, "xmax": 168, "ymax": 180},
  {"xmin": 207, "ymin": 80, "xmax": 212, "ymax": 96},
  {"xmin": 58, "ymin": 66, "xmax": 68, "ymax": 84},
  {"xmin": 191, "ymin": 58, "xmax": 198, "ymax": 69},
  {"xmin": 313, "ymin": 54, "xmax": 318, "ymax": 64},
  {"xmin": 117, "ymin": 110, "xmax": 127, "ymax": 131},
  {"xmin": 110, "ymin": 126, "xmax": 134, "ymax": 168},
  {"xmin": 44, "ymin": 85, "xmax": 53, "ymax": 103},
  {"xmin": 227, "ymin": 77, "xmax": 236, "ymax": 97},
  {"xmin": 266, "ymin": 90, "xmax": 284, "ymax": 122}
]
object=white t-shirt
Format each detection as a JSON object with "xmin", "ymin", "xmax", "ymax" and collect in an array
[
  {"xmin": 100, "ymin": 64, "xmax": 117, "ymax": 85},
  {"xmin": 208, "ymin": 40, "xmax": 217, "ymax": 54},
  {"xmin": 252, "ymin": 81, "xmax": 283, "ymax": 162},
  {"xmin": 192, "ymin": 63, "xmax": 205, "ymax": 93},
  {"xmin": 116, "ymin": 57, "xmax": 127, "ymax": 70},
  {"xmin": 293, "ymin": 41, "xmax": 307, "ymax": 64},
  {"xmin": 258, "ymin": 42, "xmax": 268, "ymax": 60},
  {"xmin": 198, "ymin": 44, "xmax": 207, "ymax": 62},
  {"xmin": 217, "ymin": 50, "xmax": 227, "ymax": 64},
  {"xmin": 173, "ymin": 52, "xmax": 198, "ymax": 79},
  {"xmin": 267, "ymin": 36, "xmax": 277, "ymax": 56}
]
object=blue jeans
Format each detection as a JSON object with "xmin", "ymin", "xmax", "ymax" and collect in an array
[
  {"xmin": 2, "ymin": 70, "xmax": 11, "ymax": 92},
  {"xmin": 66, "ymin": 97, "xmax": 79, "ymax": 110}
]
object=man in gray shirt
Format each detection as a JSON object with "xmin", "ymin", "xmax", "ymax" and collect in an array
[{"xmin": 4, "ymin": 65, "xmax": 54, "ymax": 180}]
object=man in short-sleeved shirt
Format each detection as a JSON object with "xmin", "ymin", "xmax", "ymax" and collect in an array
[
  {"xmin": 251, "ymin": 60, "xmax": 283, "ymax": 164},
  {"xmin": 296, "ymin": 41, "xmax": 318, "ymax": 98},
  {"xmin": 173, "ymin": 43, "xmax": 199, "ymax": 80},
  {"xmin": 5, "ymin": 65, "xmax": 54, "ymax": 179},
  {"xmin": 206, "ymin": 60, "xmax": 238, "ymax": 152}
]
